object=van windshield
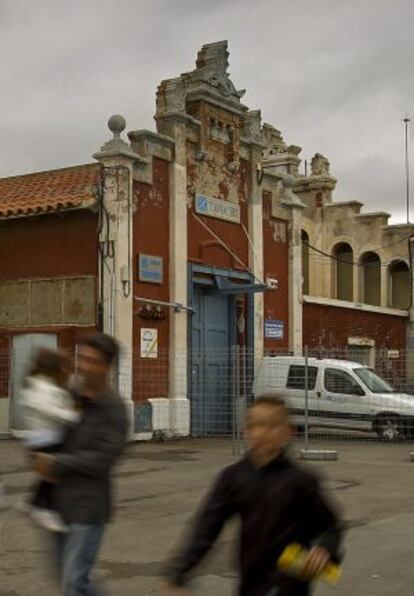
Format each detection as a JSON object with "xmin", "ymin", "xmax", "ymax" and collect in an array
[{"xmin": 354, "ymin": 368, "xmax": 395, "ymax": 394}]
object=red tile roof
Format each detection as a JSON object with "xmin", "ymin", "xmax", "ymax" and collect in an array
[{"xmin": 0, "ymin": 163, "xmax": 100, "ymax": 218}]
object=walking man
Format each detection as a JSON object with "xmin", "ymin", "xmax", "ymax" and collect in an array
[
  {"xmin": 34, "ymin": 333, "xmax": 128, "ymax": 595},
  {"xmin": 163, "ymin": 394, "xmax": 343, "ymax": 596}
]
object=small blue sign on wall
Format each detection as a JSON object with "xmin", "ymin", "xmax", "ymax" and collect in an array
[
  {"xmin": 138, "ymin": 254, "xmax": 163, "ymax": 284},
  {"xmin": 265, "ymin": 319, "xmax": 284, "ymax": 340}
]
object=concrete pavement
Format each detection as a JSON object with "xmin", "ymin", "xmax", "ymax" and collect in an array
[{"xmin": 0, "ymin": 438, "xmax": 413, "ymax": 595}]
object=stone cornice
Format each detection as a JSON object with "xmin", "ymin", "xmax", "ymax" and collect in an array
[
  {"xmin": 93, "ymin": 147, "xmax": 147, "ymax": 164},
  {"xmin": 186, "ymin": 90, "xmax": 247, "ymax": 116},
  {"xmin": 304, "ymin": 295, "xmax": 408, "ymax": 317},
  {"xmin": 240, "ymin": 136, "xmax": 266, "ymax": 150},
  {"xmin": 355, "ymin": 211, "xmax": 390, "ymax": 219},
  {"xmin": 383, "ymin": 223, "xmax": 414, "ymax": 232},
  {"xmin": 281, "ymin": 197, "xmax": 306, "ymax": 210},
  {"xmin": 128, "ymin": 129, "xmax": 175, "ymax": 148},
  {"xmin": 293, "ymin": 176, "xmax": 337, "ymax": 192},
  {"xmin": 324, "ymin": 200, "xmax": 363, "ymax": 209}
]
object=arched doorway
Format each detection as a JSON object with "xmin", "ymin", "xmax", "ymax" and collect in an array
[
  {"xmin": 389, "ymin": 260, "xmax": 410, "ymax": 309},
  {"xmin": 360, "ymin": 252, "xmax": 381, "ymax": 306},
  {"xmin": 333, "ymin": 242, "xmax": 354, "ymax": 301},
  {"xmin": 301, "ymin": 230, "xmax": 310, "ymax": 295}
]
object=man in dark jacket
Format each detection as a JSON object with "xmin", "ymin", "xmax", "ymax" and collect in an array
[
  {"xmin": 34, "ymin": 333, "xmax": 128, "ymax": 596},
  {"xmin": 163, "ymin": 394, "xmax": 343, "ymax": 596}
]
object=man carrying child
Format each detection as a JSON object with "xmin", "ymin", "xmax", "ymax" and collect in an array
[{"xmin": 32, "ymin": 333, "xmax": 128, "ymax": 596}]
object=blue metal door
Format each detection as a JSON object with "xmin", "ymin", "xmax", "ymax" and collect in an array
[{"xmin": 190, "ymin": 288, "xmax": 232, "ymax": 435}]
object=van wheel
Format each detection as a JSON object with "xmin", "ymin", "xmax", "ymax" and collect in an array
[
  {"xmin": 294, "ymin": 425, "xmax": 305, "ymax": 437},
  {"xmin": 374, "ymin": 415, "xmax": 403, "ymax": 441}
]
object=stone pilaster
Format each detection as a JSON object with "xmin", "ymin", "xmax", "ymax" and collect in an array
[
  {"xmin": 156, "ymin": 113, "xmax": 192, "ymax": 435},
  {"xmin": 242, "ymin": 110, "xmax": 266, "ymax": 358},
  {"xmin": 282, "ymin": 176, "xmax": 306, "ymax": 355},
  {"xmin": 93, "ymin": 115, "xmax": 142, "ymax": 436}
]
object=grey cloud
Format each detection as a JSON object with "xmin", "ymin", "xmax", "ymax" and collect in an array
[{"xmin": 1, "ymin": 0, "xmax": 413, "ymax": 222}]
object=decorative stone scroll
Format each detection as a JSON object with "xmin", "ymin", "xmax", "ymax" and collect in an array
[
  {"xmin": 311, "ymin": 153, "xmax": 330, "ymax": 176},
  {"xmin": 156, "ymin": 41, "xmax": 247, "ymax": 118}
]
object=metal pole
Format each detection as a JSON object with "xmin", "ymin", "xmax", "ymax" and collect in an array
[
  {"xmin": 242, "ymin": 345, "xmax": 247, "ymax": 454},
  {"xmin": 235, "ymin": 345, "xmax": 241, "ymax": 456},
  {"xmin": 304, "ymin": 345, "xmax": 309, "ymax": 450},
  {"xmin": 404, "ymin": 116, "xmax": 411, "ymax": 224},
  {"xmin": 231, "ymin": 345, "xmax": 237, "ymax": 457}
]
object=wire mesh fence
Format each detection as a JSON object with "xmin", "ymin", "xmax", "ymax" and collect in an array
[
  {"xmin": 257, "ymin": 347, "xmax": 414, "ymax": 444},
  {"xmin": 130, "ymin": 344, "xmax": 414, "ymax": 446},
  {"xmin": 1, "ymin": 343, "xmax": 414, "ymax": 447}
]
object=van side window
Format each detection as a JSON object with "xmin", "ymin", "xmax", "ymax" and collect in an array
[
  {"xmin": 324, "ymin": 368, "xmax": 364, "ymax": 395},
  {"xmin": 286, "ymin": 365, "xmax": 318, "ymax": 390}
]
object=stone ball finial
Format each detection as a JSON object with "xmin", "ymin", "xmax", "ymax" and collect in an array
[{"xmin": 108, "ymin": 114, "xmax": 126, "ymax": 136}]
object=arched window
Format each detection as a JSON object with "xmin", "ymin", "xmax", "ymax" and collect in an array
[
  {"xmin": 301, "ymin": 230, "xmax": 310, "ymax": 295},
  {"xmin": 333, "ymin": 243, "xmax": 354, "ymax": 301},
  {"xmin": 360, "ymin": 252, "xmax": 381, "ymax": 306},
  {"xmin": 389, "ymin": 260, "xmax": 410, "ymax": 309}
]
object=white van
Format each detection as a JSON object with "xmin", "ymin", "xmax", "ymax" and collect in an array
[{"xmin": 253, "ymin": 356, "xmax": 414, "ymax": 440}]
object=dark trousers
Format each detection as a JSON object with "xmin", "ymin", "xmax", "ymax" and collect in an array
[
  {"xmin": 29, "ymin": 444, "xmax": 59, "ymax": 510},
  {"xmin": 54, "ymin": 524, "xmax": 106, "ymax": 595}
]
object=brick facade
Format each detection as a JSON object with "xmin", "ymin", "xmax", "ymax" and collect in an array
[
  {"xmin": 133, "ymin": 157, "xmax": 170, "ymax": 401},
  {"xmin": 303, "ymin": 302, "xmax": 406, "ymax": 352}
]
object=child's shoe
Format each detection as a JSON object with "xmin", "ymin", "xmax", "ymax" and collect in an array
[{"xmin": 30, "ymin": 508, "xmax": 67, "ymax": 533}]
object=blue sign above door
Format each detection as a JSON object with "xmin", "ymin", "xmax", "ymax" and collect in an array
[{"xmin": 195, "ymin": 194, "xmax": 240, "ymax": 224}]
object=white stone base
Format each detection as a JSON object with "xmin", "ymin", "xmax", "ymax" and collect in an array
[
  {"xmin": 148, "ymin": 398, "xmax": 170, "ymax": 432},
  {"xmin": 131, "ymin": 397, "xmax": 191, "ymax": 441},
  {"xmin": 170, "ymin": 397, "xmax": 190, "ymax": 436},
  {"xmin": 123, "ymin": 400, "xmax": 135, "ymax": 442},
  {"xmin": 134, "ymin": 432, "xmax": 153, "ymax": 442}
]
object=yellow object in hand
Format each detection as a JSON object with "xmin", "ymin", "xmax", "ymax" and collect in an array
[{"xmin": 277, "ymin": 543, "xmax": 341, "ymax": 584}]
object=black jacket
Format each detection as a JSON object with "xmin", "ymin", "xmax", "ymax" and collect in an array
[
  {"xmin": 52, "ymin": 389, "xmax": 128, "ymax": 525},
  {"xmin": 167, "ymin": 453, "xmax": 343, "ymax": 596}
]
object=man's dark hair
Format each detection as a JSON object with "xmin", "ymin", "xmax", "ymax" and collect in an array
[
  {"xmin": 250, "ymin": 394, "xmax": 290, "ymax": 423},
  {"xmin": 251, "ymin": 393, "xmax": 286, "ymax": 409},
  {"xmin": 79, "ymin": 333, "xmax": 120, "ymax": 367}
]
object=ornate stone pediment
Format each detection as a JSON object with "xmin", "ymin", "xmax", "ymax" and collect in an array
[
  {"xmin": 311, "ymin": 153, "xmax": 330, "ymax": 176},
  {"xmin": 156, "ymin": 41, "xmax": 247, "ymax": 118},
  {"xmin": 190, "ymin": 41, "xmax": 245, "ymax": 101},
  {"xmin": 261, "ymin": 123, "xmax": 285, "ymax": 156},
  {"xmin": 259, "ymin": 124, "xmax": 302, "ymax": 176}
]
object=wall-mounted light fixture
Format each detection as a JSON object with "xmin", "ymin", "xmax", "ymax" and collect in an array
[
  {"xmin": 137, "ymin": 304, "xmax": 167, "ymax": 321},
  {"xmin": 266, "ymin": 277, "xmax": 279, "ymax": 290},
  {"xmin": 134, "ymin": 296, "xmax": 195, "ymax": 314}
]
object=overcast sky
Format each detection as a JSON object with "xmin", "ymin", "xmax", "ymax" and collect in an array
[{"xmin": 1, "ymin": 0, "xmax": 413, "ymax": 221}]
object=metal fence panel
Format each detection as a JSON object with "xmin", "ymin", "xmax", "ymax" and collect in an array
[{"xmin": 128, "ymin": 345, "xmax": 414, "ymax": 447}]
